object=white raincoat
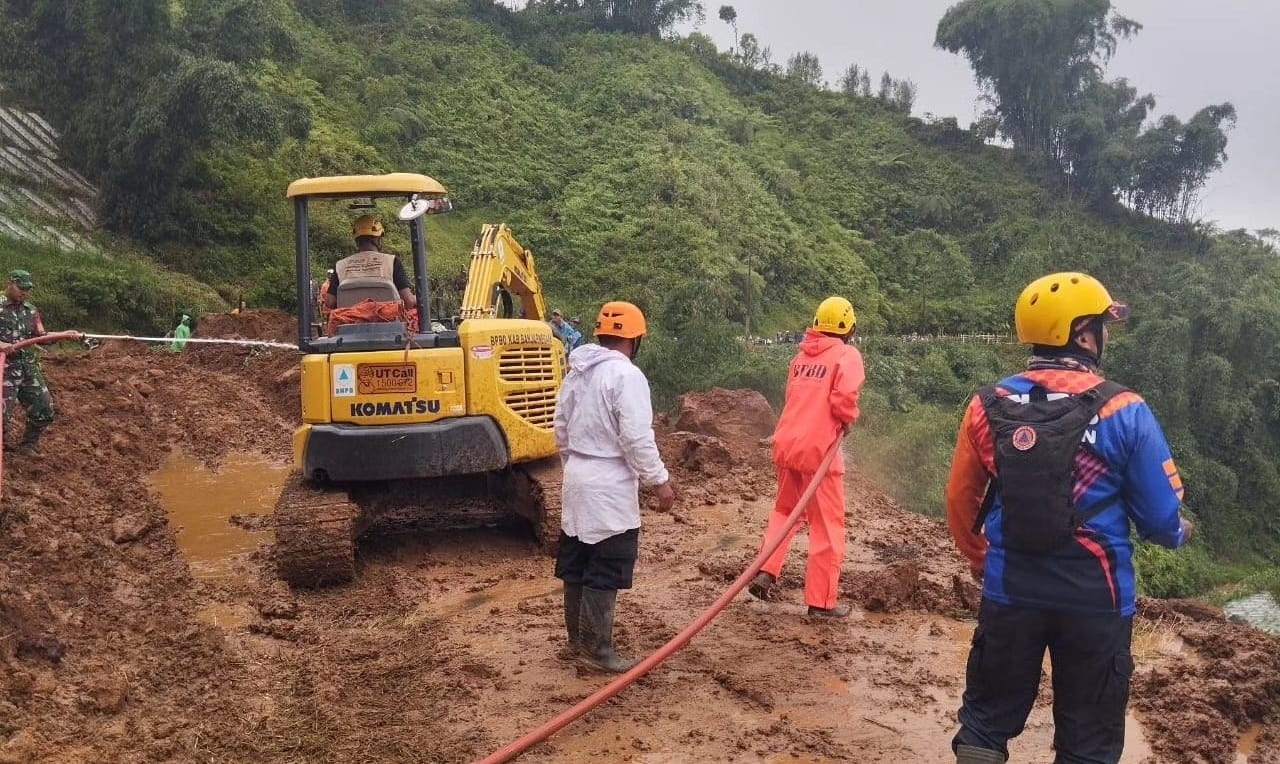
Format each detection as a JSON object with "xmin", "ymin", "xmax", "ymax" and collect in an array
[{"xmin": 554, "ymin": 344, "xmax": 669, "ymax": 544}]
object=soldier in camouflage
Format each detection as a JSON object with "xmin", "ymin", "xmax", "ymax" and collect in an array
[{"xmin": 0, "ymin": 269, "xmax": 54, "ymax": 453}]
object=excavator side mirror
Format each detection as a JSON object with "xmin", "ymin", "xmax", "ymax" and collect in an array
[{"xmin": 398, "ymin": 195, "xmax": 454, "ymax": 221}]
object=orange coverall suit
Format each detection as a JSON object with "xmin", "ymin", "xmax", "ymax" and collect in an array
[{"xmin": 759, "ymin": 328, "xmax": 865, "ymax": 610}]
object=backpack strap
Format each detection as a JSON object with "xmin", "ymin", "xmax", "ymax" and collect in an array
[
  {"xmin": 970, "ymin": 384, "xmax": 1002, "ymax": 535},
  {"xmin": 973, "ymin": 477, "xmax": 1001, "ymax": 535},
  {"xmin": 1075, "ymin": 379, "xmax": 1128, "ymax": 413}
]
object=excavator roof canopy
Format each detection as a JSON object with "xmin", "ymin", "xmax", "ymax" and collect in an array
[{"xmin": 286, "ymin": 173, "xmax": 448, "ymax": 200}]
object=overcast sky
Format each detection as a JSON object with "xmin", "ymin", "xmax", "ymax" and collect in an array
[{"xmin": 682, "ymin": 0, "xmax": 1277, "ymax": 232}]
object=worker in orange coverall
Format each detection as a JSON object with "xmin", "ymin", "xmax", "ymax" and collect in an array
[{"xmin": 747, "ymin": 296, "xmax": 864, "ymax": 618}]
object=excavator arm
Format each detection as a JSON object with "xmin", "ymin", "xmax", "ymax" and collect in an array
[{"xmin": 459, "ymin": 223, "xmax": 549, "ymax": 321}]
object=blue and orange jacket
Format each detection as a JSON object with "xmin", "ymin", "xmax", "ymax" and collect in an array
[{"xmin": 946, "ymin": 361, "xmax": 1188, "ymax": 616}]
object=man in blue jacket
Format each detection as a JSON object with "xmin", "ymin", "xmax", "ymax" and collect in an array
[
  {"xmin": 550, "ymin": 308, "xmax": 582, "ymax": 353},
  {"xmin": 945, "ymin": 272, "xmax": 1194, "ymax": 764}
]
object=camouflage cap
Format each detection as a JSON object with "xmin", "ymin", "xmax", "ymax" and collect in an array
[{"xmin": 8, "ymin": 269, "xmax": 32, "ymax": 289}]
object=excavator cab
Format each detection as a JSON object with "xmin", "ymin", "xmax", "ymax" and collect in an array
[{"xmin": 276, "ymin": 173, "xmax": 565, "ymax": 587}]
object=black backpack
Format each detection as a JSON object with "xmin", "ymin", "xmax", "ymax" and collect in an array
[{"xmin": 972, "ymin": 380, "xmax": 1127, "ymax": 554}]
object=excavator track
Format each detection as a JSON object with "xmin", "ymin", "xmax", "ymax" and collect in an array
[
  {"xmin": 506, "ymin": 457, "xmax": 563, "ymax": 555},
  {"xmin": 273, "ymin": 471, "xmax": 365, "ymax": 588}
]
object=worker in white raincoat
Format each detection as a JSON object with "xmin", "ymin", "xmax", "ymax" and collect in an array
[{"xmin": 553, "ymin": 300, "xmax": 676, "ymax": 672}]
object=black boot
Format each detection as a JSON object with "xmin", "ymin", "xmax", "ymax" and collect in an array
[
  {"xmin": 747, "ymin": 571, "xmax": 776, "ymax": 600},
  {"xmin": 558, "ymin": 583, "xmax": 583, "ymax": 660},
  {"xmin": 577, "ymin": 587, "xmax": 636, "ymax": 673},
  {"xmin": 14, "ymin": 428, "xmax": 42, "ymax": 455},
  {"xmin": 806, "ymin": 603, "xmax": 853, "ymax": 618}
]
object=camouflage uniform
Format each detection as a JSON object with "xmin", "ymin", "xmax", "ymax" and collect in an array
[{"xmin": 0, "ymin": 298, "xmax": 54, "ymax": 441}]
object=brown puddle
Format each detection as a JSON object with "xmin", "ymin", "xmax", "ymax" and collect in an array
[
  {"xmin": 406, "ymin": 577, "xmax": 560, "ymax": 624},
  {"xmin": 148, "ymin": 449, "xmax": 290, "ymax": 581},
  {"xmin": 196, "ymin": 603, "xmax": 253, "ymax": 629},
  {"xmin": 1124, "ymin": 713, "xmax": 1154, "ymax": 761},
  {"xmin": 1237, "ymin": 723, "xmax": 1263, "ymax": 763}
]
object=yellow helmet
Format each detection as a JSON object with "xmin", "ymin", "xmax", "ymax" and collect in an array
[
  {"xmin": 352, "ymin": 215, "xmax": 385, "ymax": 238},
  {"xmin": 1014, "ymin": 272, "xmax": 1129, "ymax": 347},
  {"xmin": 812, "ymin": 296, "xmax": 857, "ymax": 335}
]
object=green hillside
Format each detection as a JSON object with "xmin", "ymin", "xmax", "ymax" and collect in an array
[{"xmin": 2, "ymin": 0, "xmax": 1277, "ymax": 593}]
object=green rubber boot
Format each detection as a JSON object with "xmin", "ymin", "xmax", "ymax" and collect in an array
[
  {"xmin": 955, "ymin": 744, "xmax": 1006, "ymax": 763},
  {"xmin": 558, "ymin": 583, "xmax": 583, "ymax": 660},
  {"xmin": 577, "ymin": 587, "xmax": 636, "ymax": 673}
]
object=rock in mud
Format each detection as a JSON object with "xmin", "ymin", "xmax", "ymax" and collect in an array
[
  {"xmin": 16, "ymin": 636, "xmax": 65, "ymax": 665},
  {"xmin": 951, "ymin": 574, "xmax": 981, "ymax": 614},
  {"xmin": 853, "ymin": 562, "xmax": 921, "ymax": 613},
  {"xmin": 256, "ymin": 597, "xmax": 299, "ymax": 620},
  {"xmin": 663, "ymin": 431, "xmax": 734, "ymax": 476},
  {"xmin": 674, "ymin": 388, "xmax": 777, "ymax": 452},
  {"xmin": 110, "ymin": 514, "xmax": 153, "ymax": 544},
  {"xmin": 229, "ymin": 514, "xmax": 271, "ymax": 532},
  {"xmin": 249, "ymin": 619, "xmax": 315, "ymax": 643},
  {"xmin": 84, "ymin": 676, "xmax": 129, "ymax": 713}
]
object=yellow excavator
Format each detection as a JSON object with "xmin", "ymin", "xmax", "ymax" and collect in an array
[{"xmin": 274, "ymin": 172, "xmax": 565, "ymax": 587}]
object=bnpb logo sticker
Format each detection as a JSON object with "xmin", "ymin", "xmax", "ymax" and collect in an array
[{"xmin": 1012, "ymin": 425, "xmax": 1037, "ymax": 451}]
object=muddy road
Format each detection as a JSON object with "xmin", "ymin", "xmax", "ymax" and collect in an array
[{"xmin": 1, "ymin": 311, "xmax": 1276, "ymax": 763}]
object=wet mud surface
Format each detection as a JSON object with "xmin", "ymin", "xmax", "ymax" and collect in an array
[{"xmin": 0, "ymin": 312, "xmax": 1277, "ymax": 763}]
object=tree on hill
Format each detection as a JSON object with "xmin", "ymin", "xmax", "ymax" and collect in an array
[
  {"xmin": 936, "ymin": 0, "xmax": 1234, "ymax": 220},
  {"xmin": 786, "ymin": 51, "xmax": 823, "ymax": 87},
  {"xmin": 0, "ymin": 0, "xmax": 308, "ymax": 240},
  {"xmin": 737, "ymin": 32, "xmax": 772, "ymax": 69},
  {"xmin": 523, "ymin": 0, "xmax": 705, "ymax": 36},
  {"xmin": 1127, "ymin": 105, "xmax": 1238, "ymax": 222},
  {"xmin": 718, "ymin": 4, "xmax": 737, "ymax": 52},
  {"xmin": 838, "ymin": 64, "xmax": 862, "ymax": 96},
  {"xmin": 936, "ymin": 0, "xmax": 1139, "ymax": 159}
]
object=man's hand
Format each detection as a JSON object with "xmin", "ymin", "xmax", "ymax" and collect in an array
[
  {"xmin": 654, "ymin": 481, "xmax": 676, "ymax": 512},
  {"xmin": 1181, "ymin": 517, "xmax": 1195, "ymax": 543},
  {"xmin": 0, "ymin": 341, "xmax": 12, "ymax": 353}
]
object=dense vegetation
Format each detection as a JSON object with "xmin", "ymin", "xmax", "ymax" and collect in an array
[{"xmin": 1, "ymin": 0, "xmax": 1277, "ymax": 593}]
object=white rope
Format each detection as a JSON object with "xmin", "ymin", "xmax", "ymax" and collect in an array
[{"xmin": 80, "ymin": 333, "xmax": 299, "ymax": 350}]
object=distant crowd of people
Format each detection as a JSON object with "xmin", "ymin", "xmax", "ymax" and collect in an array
[{"xmin": 742, "ymin": 331, "xmax": 861, "ymax": 346}]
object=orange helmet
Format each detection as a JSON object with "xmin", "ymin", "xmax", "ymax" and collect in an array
[{"xmin": 594, "ymin": 301, "xmax": 647, "ymax": 339}]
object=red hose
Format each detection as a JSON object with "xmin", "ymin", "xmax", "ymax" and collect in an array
[
  {"xmin": 0, "ymin": 331, "xmax": 84, "ymax": 497},
  {"xmin": 475, "ymin": 433, "xmax": 847, "ymax": 764}
]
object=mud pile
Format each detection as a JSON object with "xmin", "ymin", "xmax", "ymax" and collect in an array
[
  {"xmin": 194, "ymin": 308, "xmax": 296, "ymax": 343},
  {"xmin": 1131, "ymin": 600, "xmax": 1280, "ymax": 763},
  {"xmin": 0, "ymin": 346, "xmax": 298, "ymax": 761},
  {"xmin": 187, "ymin": 309, "xmax": 302, "ymax": 422}
]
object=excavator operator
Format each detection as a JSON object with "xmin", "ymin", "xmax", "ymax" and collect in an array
[{"xmin": 324, "ymin": 215, "xmax": 417, "ymax": 310}]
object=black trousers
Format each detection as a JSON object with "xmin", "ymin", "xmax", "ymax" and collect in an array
[
  {"xmin": 554, "ymin": 529, "xmax": 639, "ymax": 591},
  {"xmin": 954, "ymin": 599, "xmax": 1134, "ymax": 764}
]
